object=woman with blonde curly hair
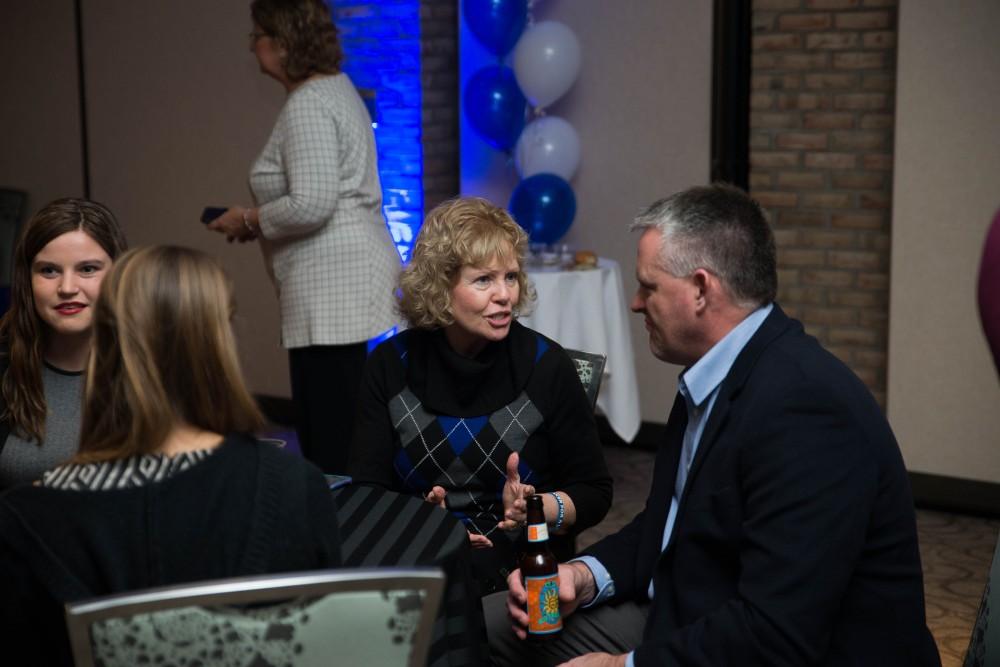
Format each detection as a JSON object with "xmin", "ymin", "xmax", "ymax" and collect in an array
[
  {"xmin": 350, "ymin": 197, "xmax": 612, "ymax": 595},
  {"xmin": 206, "ymin": 0, "xmax": 399, "ymax": 474}
]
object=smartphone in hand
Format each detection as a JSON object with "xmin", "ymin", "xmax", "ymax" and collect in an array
[{"xmin": 200, "ymin": 207, "xmax": 227, "ymax": 224}]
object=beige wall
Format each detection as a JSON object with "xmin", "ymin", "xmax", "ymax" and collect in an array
[
  {"xmin": 0, "ymin": 1, "xmax": 291, "ymax": 395},
  {"xmin": 82, "ymin": 0, "xmax": 291, "ymax": 396},
  {"xmin": 0, "ymin": 1, "xmax": 84, "ymax": 209},
  {"xmin": 888, "ymin": 0, "xmax": 1000, "ymax": 480},
  {"xmin": 461, "ymin": 1, "xmax": 713, "ymax": 426}
]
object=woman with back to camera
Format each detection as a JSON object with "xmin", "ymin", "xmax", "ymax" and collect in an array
[
  {"xmin": 0, "ymin": 198, "xmax": 126, "ymax": 490},
  {"xmin": 207, "ymin": 0, "xmax": 399, "ymax": 474},
  {"xmin": 0, "ymin": 246, "xmax": 342, "ymax": 665},
  {"xmin": 349, "ymin": 197, "xmax": 612, "ymax": 595}
]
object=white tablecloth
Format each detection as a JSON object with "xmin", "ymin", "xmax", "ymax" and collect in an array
[{"xmin": 519, "ymin": 258, "xmax": 641, "ymax": 443}]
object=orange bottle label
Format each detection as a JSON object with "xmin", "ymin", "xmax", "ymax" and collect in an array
[
  {"xmin": 525, "ymin": 574, "xmax": 562, "ymax": 634},
  {"xmin": 527, "ymin": 522, "xmax": 549, "ymax": 542}
]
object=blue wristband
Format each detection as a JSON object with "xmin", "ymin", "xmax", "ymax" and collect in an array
[{"xmin": 549, "ymin": 491, "xmax": 565, "ymax": 532}]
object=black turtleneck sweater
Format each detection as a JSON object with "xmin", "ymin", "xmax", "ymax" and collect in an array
[{"xmin": 349, "ymin": 321, "xmax": 612, "ymax": 579}]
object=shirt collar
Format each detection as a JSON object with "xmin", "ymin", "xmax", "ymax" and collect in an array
[{"xmin": 679, "ymin": 303, "xmax": 773, "ymax": 408}]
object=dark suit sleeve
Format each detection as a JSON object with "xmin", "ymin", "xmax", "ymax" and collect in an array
[
  {"xmin": 583, "ymin": 393, "xmax": 684, "ymax": 603},
  {"xmin": 635, "ymin": 378, "xmax": 879, "ymax": 666},
  {"xmin": 347, "ymin": 343, "xmax": 400, "ymax": 490},
  {"xmin": 583, "ymin": 506, "xmax": 650, "ymax": 603},
  {"xmin": 583, "ymin": 447, "xmax": 669, "ymax": 604}
]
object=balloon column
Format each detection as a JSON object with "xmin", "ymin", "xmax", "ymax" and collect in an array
[{"xmin": 462, "ymin": 0, "xmax": 582, "ymax": 245}]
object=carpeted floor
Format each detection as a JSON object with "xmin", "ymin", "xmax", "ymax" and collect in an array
[{"xmin": 577, "ymin": 444, "xmax": 1000, "ymax": 667}]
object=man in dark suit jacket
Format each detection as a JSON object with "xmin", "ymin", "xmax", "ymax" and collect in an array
[{"xmin": 487, "ymin": 184, "xmax": 940, "ymax": 666}]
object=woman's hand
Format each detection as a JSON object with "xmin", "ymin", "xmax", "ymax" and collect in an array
[
  {"xmin": 468, "ymin": 532, "xmax": 494, "ymax": 549},
  {"xmin": 424, "ymin": 485, "xmax": 447, "ymax": 508},
  {"xmin": 425, "ymin": 486, "xmax": 494, "ymax": 548},
  {"xmin": 206, "ymin": 207, "xmax": 258, "ymax": 243},
  {"xmin": 497, "ymin": 452, "xmax": 535, "ymax": 531}
]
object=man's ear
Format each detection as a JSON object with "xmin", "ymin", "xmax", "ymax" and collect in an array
[{"xmin": 691, "ymin": 268, "xmax": 712, "ymax": 312}]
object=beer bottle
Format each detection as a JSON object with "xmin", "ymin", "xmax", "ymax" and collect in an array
[{"xmin": 520, "ymin": 494, "xmax": 562, "ymax": 639}]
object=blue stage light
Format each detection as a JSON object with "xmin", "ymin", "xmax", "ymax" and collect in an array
[{"xmin": 332, "ymin": 0, "xmax": 423, "ymax": 265}]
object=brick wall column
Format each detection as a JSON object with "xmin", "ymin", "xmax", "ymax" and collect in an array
[
  {"xmin": 750, "ymin": 0, "xmax": 897, "ymax": 405},
  {"xmin": 420, "ymin": 0, "xmax": 459, "ymax": 215},
  {"xmin": 332, "ymin": 1, "xmax": 459, "ymax": 261}
]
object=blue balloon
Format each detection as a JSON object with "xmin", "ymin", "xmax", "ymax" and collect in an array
[
  {"xmin": 464, "ymin": 65, "xmax": 526, "ymax": 151},
  {"xmin": 509, "ymin": 173, "xmax": 576, "ymax": 244},
  {"xmin": 463, "ymin": 0, "xmax": 528, "ymax": 57}
]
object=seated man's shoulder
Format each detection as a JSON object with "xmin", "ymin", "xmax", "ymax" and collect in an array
[
  {"xmin": 745, "ymin": 333, "xmax": 898, "ymax": 453},
  {"xmin": 760, "ymin": 329, "xmax": 874, "ymax": 400}
]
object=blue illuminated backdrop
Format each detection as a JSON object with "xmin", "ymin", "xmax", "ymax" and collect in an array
[{"xmin": 331, "ymin": 0, "xmax": 423, "ymax": 263}]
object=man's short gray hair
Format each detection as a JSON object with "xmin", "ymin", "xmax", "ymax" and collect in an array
[{"xmin": 630, "ymin": 183, "xmax": 777, "ymax": 308}]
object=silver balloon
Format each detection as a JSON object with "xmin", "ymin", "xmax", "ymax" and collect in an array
[
  {"xmin": 513, "ymin": 21, "xmax": 581, "ymax": 109},
  {"xmin": 514, "ymin": 115, "xmax": 581, "ymax": 180}
]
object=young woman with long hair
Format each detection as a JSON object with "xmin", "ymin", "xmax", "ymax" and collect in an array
[
  {"xmin": 0, "ymin": 198, "xmax": 126, "ymax": 489},
  {"xmin": 0, "ymin": 245, "xmax": 342, "ymax": 665}
]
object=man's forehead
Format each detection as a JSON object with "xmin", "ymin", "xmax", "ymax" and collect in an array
[{"xmin": 637, "ymin": 229, "xmax": 668, "ymax": 266}]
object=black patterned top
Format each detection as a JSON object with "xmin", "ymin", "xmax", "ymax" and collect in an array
[
  {"xmin": 0, "ymin": 434, "xmax": 342, "ymax": 665},
  {"xmin": 350, "ymin": 322, "xmax": 612, "ymax": 570}
]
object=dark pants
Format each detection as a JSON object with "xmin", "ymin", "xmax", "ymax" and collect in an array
[
  {"xmin": 483, "ymin": 589, "xmax": 649, "ymax": 666},
  {"xmin": 288, "ymin": 342, "xmax": 367, "ymax": 474}
]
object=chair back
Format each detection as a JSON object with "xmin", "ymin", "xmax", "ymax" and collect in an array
[
  {"xmin": 964, "ymin": 532, "xmax": 1000, "ymax": 666},
  {"xmin": 65, "ymin": 567, "xmax": 445, "ymax": 667},
  {"xmin": 565, "ymin": 348, "xmax": 606, "ymax": 410}
]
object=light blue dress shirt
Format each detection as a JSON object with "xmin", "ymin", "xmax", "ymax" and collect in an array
[{"xmin": 572, "ymin": 304, "xmax": 772, "ymax": 667}]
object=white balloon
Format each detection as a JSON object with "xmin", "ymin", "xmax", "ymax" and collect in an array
[
  {"xmin": 514, "ymin": 115, "xmax": 581, "ymax": 180},
  {"xmin": 513, "ymin": 21, "xmax": 581, "ymax": 109}
]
